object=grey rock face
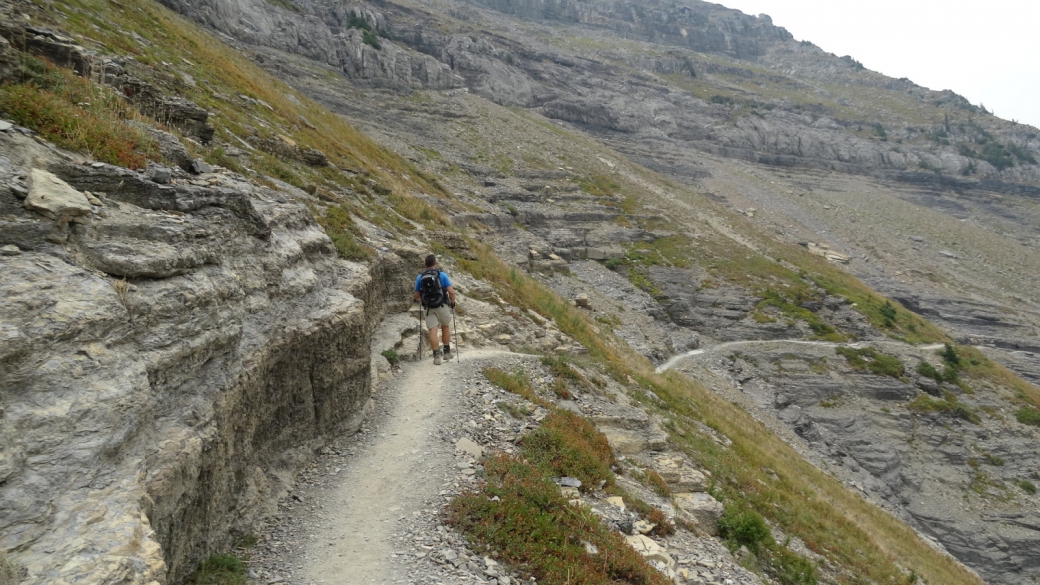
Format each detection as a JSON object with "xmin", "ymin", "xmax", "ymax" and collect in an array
[
  {"xmin": 156, "ymin": 0, "xmax": 456, "ymax": 90},
  {"xmin": 0, "ymin": 132, "xmax": 413, "ymax": 585},
  {"xmin": 718, "ymin": 340, "xmax": 1040, "ymax": 585}
]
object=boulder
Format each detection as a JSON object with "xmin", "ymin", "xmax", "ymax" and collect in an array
[
  {"xmin": 24, "ymin": 169, "xmax": 92, "ymax": 219},
  {"xmin": 624, "ymin": 534, "xmax": 675, "ymax": 569},
  {"xmin": 599, "ymin": 426, "xmax": 668, "ymax": 455},
  {"xmin": 673, "ymin": 493, "xmax": 723, "ymax": 535}
]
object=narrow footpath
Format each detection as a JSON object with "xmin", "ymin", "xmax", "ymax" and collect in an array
[{"xmin": 251, "ymin": 349, "xmax": 529, "ymax": 585}]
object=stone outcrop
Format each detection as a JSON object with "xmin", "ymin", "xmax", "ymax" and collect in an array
[
  {"xmin": 155, "ymin": 0, "xmax": 456, "ymax": 90},
  {"xmin": 22, "ymin": 168, "xmax": 92, "ymax": 219},
  {"xmin": 0, "ymin": 130, "xmax": 412, "ymax": 584}
]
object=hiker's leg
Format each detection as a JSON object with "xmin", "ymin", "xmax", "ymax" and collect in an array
[
  {"xmin": 441, "ymin": 324, "xmax": 451, "ymax": 346},
  {"xmin": 426, "ymin": 311, "xmax": 441, "ymax": 350}
]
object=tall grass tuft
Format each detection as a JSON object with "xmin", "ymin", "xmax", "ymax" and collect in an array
[{"xmin": 0, "ymin": 56, "xmax": 157, "ymax": 168}]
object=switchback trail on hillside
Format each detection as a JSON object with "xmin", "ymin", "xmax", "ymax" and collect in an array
[
  {"xmin": 251, "ymin": 349, "xmax": 531, "ymax": 585},
  {"xmin": 656, "ymin": 339, "xmax": 946, "ymax": 373}
]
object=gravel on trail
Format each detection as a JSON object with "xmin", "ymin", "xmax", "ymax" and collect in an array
[
  {"xmin": 249, "ymin": 347, "xmax": 765, "ymax": 585},
  {"xmin": 249, "ymin": 350, "xmax": 539, "ymax": 585}
]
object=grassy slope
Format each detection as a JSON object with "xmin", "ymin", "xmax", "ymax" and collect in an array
[
  {"xmin": 6, "ymin": 0, "xmax": 1032, "ymax": 583},
  {"xmin": 459, "ymin": 241, "xmax": 984, "ymax": 584}
]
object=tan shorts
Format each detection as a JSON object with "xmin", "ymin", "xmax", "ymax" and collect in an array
[{"xmin": 425, "ymin": 305, "xmax": 451, "ymax": 328}]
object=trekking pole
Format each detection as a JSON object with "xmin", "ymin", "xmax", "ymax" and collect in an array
[
  {"xmin": 417, "ymin": 304, "xmax": 424, "ymax": 361},
  {"xmin": 451, "ymin": 303, "xmax": 460, "ymax": 363}
]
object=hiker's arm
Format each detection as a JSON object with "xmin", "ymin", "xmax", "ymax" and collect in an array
[
  {"xmin": 446, "ymin": 285, "xmax": 456, "ymax": 306},
  {"xmin": 413, "ymin": 290, "xmax": 421, "ymax": 302}
]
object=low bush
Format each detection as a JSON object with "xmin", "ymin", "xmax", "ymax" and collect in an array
[
  {"xmin": 1015, "ymin": 407, "xmax": 1040, "ymax": 427},
  {"xmin": 719, "ymin": 506, "xmax": 772, "ymax": 552},
  {"xmin": 768, "ymin": 547, "xmax": 818, "ymax": 585},
  {"xmin": 916, "ymin": 361, "xmax": 940, "ymax": 381},
  {"xmin": 907, "ymin": 395, "xmax": 980, "ymax": 424},
  {"xmin": 645, "ymin": 507, "xmax": 675, "ymax": 537},
  {"xmin": 184, "ymin": 554, "xmax": 248, "ymax": 585},
  {"xmin": 521, "ymin": 410, "xmax": 614, "ymax": 490},
  {"xmin": 1017, "ymin": 480, "xmax": 1037, "ymax": 495},
  {"xmin": 941, "ymin": 343, "xmax": 961, "ymax": 368},
  {"xmin": 836, "ymin": 346, "xmax": 905, "ymax": 378},
  {"xmin": 380, "ymin": 349, "xmax": 399, "ymax": 366},
  {"xmin": 759, "ymin": 289, "xmax": 844, "ymax": 342},
  {"xmin": 450, "ymin": 454, "xmax": 670, "ymax": 585},
  {"xmin": 497, "ymin": 401, "xmax": 532, "ymax": 419},
  {"xmin": 879, "ymin": 301, "xmax": 897, "ymax": 327}
]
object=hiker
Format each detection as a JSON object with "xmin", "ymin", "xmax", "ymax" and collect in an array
[{"xmin": 415, "ymin": 254, "xmax": 457, "ymax": 365}]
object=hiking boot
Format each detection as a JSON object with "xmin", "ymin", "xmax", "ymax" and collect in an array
[
  {"xmin": 443, "ymin": 346, "xmax": 452, "ymax": 361},
  {"xmin": 433, "ymin": 348, "xmax": 443, "ymax": 365}
]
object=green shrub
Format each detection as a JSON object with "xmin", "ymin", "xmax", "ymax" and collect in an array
[
  {"xmin": 1017, "ymin": 480, "xmax": 1037, "ymax": 495},
  {"xmin": 836, "ymin": 346, "xmax": 905, "ymax": 378},
  {"xmin": 768, "ymin": 546, "xmax": 818, "ymax": 585},
  {"xmin": 719, "ymin": 506, "xmax": 772, "ymax": 552},
  {"xmin": 184, "ymin": 554, "xmax": 248, "ymax": 585},
  {"xmin": 362, "ymin": 29, "xmax": 381, "ymax": 49},
  {"xmin": 916, "ymin": 361, "xmax": 940, "ymax": 382},
  {"xmin": 1007, "ymin": 143, "xmax": 1037, "ymax": 164},
  {"xmin": 710, "ymin": 95, "xmax": 734, "ymax": 105},
  {"xmin": 484, "ymin": 366, "xmax": 545, "ymax": 405},
  {"xmin": 979, "ymin": 143, "xmax": 1015, "ymax": 170},
  {"xmin": 1015, "ymin": 407, "xmax": 1040, "ymax": 427},
  {"xmin": 521, "ymin": 410, "xmax": 614, "ymax": 490},
  {"xmin": 908, "ymin": 395, "xmax": 980, "ymax": 424},
  {"xmin": 760, "ymin": 289, "xmax": 843, "ymax": 342},
  {"xmin": 381, "ymin": 349, "xmax": 399, "ymax": 366},
  {"xmin": 505, "ymin": 204, "xmax": 519, "ymax": 217},
  {"xmin": 941, "ymin": 343, "xmax": 961, "ymax": 368},
  {"xmin": 879, "ymin": 301, "xmax": 897, "ymax": 327},
  {"xmin": 450, "ymin": 454, "xmax": 670, "ymax": 585}
]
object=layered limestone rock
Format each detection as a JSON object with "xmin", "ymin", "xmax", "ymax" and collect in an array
[
  {"xmin": 0, "ymin": 131, "xmax": 412, "ymax": 584},
  {"xmin": 155, "ymin": 0, "xmax": 456, "ymax": 90}
]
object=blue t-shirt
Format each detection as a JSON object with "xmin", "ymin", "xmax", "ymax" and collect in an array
[{"xmin": 415, "ymin": 270, "xmax": 452, "ymax": 292}]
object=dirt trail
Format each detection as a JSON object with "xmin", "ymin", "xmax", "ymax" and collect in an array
[
  {"xmin": 656, "ymin": 339, "xmax": 946, "ymax": 373},
  {"xmin": 298, "ymin": 349, "xmax": 509, "ymax": 585}
]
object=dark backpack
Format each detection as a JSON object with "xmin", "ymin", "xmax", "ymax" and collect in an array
[{"xmin": 419, "ymin": 268, "xmax": 446, "ymax": 308}]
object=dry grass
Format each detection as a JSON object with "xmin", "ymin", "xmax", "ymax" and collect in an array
[
  {"xmin": 457, "ymin": 238, "xmax": 985, "ymax": 585},
  {"xmin": 0, "ymin": 56, "xmax": 158, "ymax": 168},
  {"xmin": 45, "ymin": 0, "xmax": 450, "ymax": 233},
  {"xmin": 0, "ymin": 552, "xmax": 19, "ymax": 585}
]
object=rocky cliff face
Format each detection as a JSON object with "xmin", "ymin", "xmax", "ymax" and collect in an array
[
  {"xmin": 169, "ymin": 0, "xmax": 1040, "ymax": 188},
  {"xmin": 0, "ymin": 128, "xmax": 414, "ymax": 583}
]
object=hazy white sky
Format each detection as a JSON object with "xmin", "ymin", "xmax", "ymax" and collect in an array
[{"xmin": 719, "ymin": 0, "xmax": 1040, "ymax": 129}]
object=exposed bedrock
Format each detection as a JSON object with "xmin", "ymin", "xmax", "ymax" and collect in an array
[{"xmin": 0, "ymin": 132, "xmax": 413, "ymax": 584}]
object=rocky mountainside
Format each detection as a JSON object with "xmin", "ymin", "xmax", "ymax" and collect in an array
[{"xmin": 2, "ymin": 0, "xmax": 1040, "ymax": 584}]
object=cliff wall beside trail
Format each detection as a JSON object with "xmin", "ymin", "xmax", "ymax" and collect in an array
[{"xmin": 0, "ymin": 129, "xmax": 413, "ymax": 584}]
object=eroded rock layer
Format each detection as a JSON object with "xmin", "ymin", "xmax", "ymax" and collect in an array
[{"xmin": 0, "ymin": 130, "xmax": 412, "ymax": 584}]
